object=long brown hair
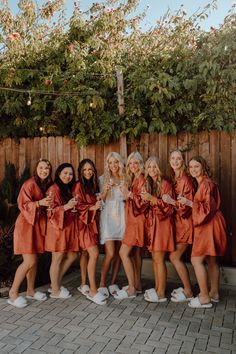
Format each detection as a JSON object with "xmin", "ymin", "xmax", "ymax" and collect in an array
[
  {"xmin": 145, "ymin": 156, "xmax": 162, "ymax": 196},
  {"xmin": 188, "ymin": 156, "xmax": 212, "ymax": 178},
  {"xmin": 34, "ymin": 158, "xmax": 53, "ymax": 195}
]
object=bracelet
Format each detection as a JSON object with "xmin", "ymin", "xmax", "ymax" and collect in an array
[{"xmin": 36, "ymin": 201, "xmax": 40, "ymax": 208}]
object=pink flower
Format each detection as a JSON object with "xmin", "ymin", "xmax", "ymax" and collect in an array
[{"xmin": 8, "ymin": 32, "xmax": 21, "ymax": 42}]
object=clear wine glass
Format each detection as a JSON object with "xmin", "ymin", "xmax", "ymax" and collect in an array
[
  {"xmin": 95, "ymin": 192, "xmax": 103, "ymax": 211},
  {"xmin": 47, "ymin": 191, "xmax": 54, "ymax": 211},
  {"xmin": 71, "ymin": 194, "xmax": 78, "ymax": 213}
]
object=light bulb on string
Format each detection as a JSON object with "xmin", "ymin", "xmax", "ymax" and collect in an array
[{"xmin": 26, "ymin": 93, "xmax": 31, "ymax": 106}]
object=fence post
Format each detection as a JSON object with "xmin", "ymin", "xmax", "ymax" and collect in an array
[{"xmin": 116, "ymin": 68, "xmax": 127, "ymax": 160}]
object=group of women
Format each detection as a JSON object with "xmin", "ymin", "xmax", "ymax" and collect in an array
[{"xmin": 7, "ymin": 149, "xmax": 227, "ymax": 309}]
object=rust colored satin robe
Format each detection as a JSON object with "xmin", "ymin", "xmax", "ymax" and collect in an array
[
  {"xmin": 145, "ymin": 179, "xmax": 175, "ymax": 253},
  {"xmin": 45, "ymin": 184, "xmax": 79, "ymax": 253},
  {"xmin": 73, "ymin": 182, "xmax": 98, "ymax": 251},
  {"xmin": 14, "ymin": 176, "xmax": 47, "ymax": 255},
  {"xmin": 191, "ymin": 176, "xmax": 227, "ymax": 257},
  {"xmin": 173, "ymin": 174, "xmax": 195, "ymax": 244},
  {"xmin": 122, "ymin": 174, "xmax": 148, "ymax": 248}
]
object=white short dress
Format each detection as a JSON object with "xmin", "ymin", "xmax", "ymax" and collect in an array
[{"xmin": 99, "ymin": 175, "xmax": 125, "ymax": 245}]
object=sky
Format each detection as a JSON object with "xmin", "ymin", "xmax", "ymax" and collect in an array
[{"xmin": 7, "ymin": 0, "xmax": 236, "ymax": 31}]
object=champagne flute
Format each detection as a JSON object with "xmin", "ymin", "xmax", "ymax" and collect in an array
[
  {"xmin": 47, "ymin": 191, "xmax": 54, "ymax": 211},
  {"xmin": 95, "ymin": 192, "xmax": 103, "ymax": 211},
  {"xmin": 71, "ymin": 194, "xmax": 78, "ymax": 213}
]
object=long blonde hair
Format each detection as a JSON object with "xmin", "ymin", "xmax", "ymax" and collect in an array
[
  {"xmin": 145, "ymin": 156, "xmax": 162, "ymax": 196},
  {"xmin": 126, "ymin": 152, "xmax": 144, "ymax": 185},
  {"xmin": 103, "ymin": 152, "xmax": 126, "ymax": 185},
  {"xmin": 168, "ymin": 149, "xmax": 186, "ymax": 180}
]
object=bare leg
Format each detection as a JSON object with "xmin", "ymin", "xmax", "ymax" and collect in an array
[
  {"xmin": 191, "ymin": 255, "xmax": 211, "ymax": 304},
  {"xmin": 206, "ymin": 256, "xmax": 220, "ymax": 300},
  {"xmin": 50, "ymin": 252, "xmax": 64, "ymax": 295},
  {"xmin": 133, "ymin": 247, "xmax": 142, "ymax": 291},
  {"xmin": 26, "ymin": 261, "xmax": 38, "ymax": 296},
  {"xmin": 87, "ymin": 245, "xmax": 99, "ymax": 296},
  {"xmin": 59, "ymin": 251, "xmax": 78, "ymax": 285},
  {"xmin": 9, "ymin": 254, "xmax": 37, "ymax": 300},
  {"xmin": 119, "ymin": 244, "xmax": 136, "ymax": 296},
  {"xmin": 152, "ymin": 251, "xmax": 167, "ymax": 298},
  {"xmin": 80, "ymin": 250, "xmax": 88, "ymax": 286},
  {"xmin": 110, "ymin": 241, "xmax": 121, "ymax": 285},
  {"xmin": 169, "ymin": 244, "xmax": 193, "ymax": 297},
  {"xmin": 99, "ymin": 241, "xmax": 115, "ymax": 288}
]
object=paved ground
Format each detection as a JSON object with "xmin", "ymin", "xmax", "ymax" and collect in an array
[{"xmin": 0, "ymin": 271, "xmax": 236, "ymax": 354}]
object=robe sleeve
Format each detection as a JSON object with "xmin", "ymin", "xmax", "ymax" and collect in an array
[
  {"xmin": 17, "ymin": 181, "xmax": 38, "ymax": 226},
  {"xmin": 47, "ymin": 186, "xmax": 65, "ymax": 230},
  {"xmin": 175, "ymin": 178, "xmax": 195, "ymax": 219},
  {"xmin": 131, "ymin": 175, "xmax": 149, "ymax": 216},
  {"xmin": 192, "ymin": 181, "xmax": 218, "ymax": 226},
  {"xmin": 152, "ymin": 180, "xmax": 174, "ymax": 220},
  {"xmin": 73, "ymin": 183, "xmax": 96, "ymax": 225}
]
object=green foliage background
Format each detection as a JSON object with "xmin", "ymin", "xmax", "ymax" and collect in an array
[{"xmin": 0, "ymin": 0, "xmax": 235, "ymax": 146}]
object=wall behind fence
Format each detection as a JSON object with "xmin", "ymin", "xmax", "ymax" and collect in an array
[{"xmin": 0, "ymin": 131, "xmax": 235, "ymax": 266}]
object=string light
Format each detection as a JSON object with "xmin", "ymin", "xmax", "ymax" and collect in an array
[{"xmin": 26, "ymin": 93, "xmax": 32, "ymax": 106}]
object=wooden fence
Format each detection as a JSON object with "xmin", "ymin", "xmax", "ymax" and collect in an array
[{"xmin": 0, "ymin": 131, "xmax": 235, "ymax": 266}]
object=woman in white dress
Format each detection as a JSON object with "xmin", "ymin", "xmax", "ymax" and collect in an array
[{"xmin": 98, "ymin": 152, "xmax": 128, "ymax": 297}]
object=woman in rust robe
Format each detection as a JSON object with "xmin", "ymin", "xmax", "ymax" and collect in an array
[
  {"xmin": 141, "ymin": 156, "xmax": 175, "ymax": 303},
  {"xmin": 8, "ymin": 159, "xmax": 53, "ymax": 308},
  {"xmin": 73, "ymin": 159, "xmax": 106, "ymax": 305},
  {"xmin": 163, "ymin": 149, "xmax": 195, "ymax": 302},
  {"xmin": 45, "ymin": 163, "xmax": 78, "ymax": 299},
  {"xmin": 178, "ymin": 156, "xmax": 227, "ymax": 308},
  {"xmin": 114, "ymin": 152, "xmax": 147, "ymax": 300}
]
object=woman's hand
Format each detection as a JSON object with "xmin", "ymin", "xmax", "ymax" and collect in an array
[
  {"xmin": 37, "ymin": 197, "xmax": 50, "ymax": 207},
  {"xmin": 140, "ymin": 191, "xmax": 152, "ymax": 202},
  {"xmin": 64, "ymin": 198, "xmax": 77, "ymax": 211},
  {"xmin": 162, "ymin": 194, "xmax": 176, "ymax": 205},
  {"xmin": 177, "ymin": 195, "xmax": 193, "ymax": 207},
  {"xmin": 89, "ymin": 200, "xmax": 103, "ymax": 211}
]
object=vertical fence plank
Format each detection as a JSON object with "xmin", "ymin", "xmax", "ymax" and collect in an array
[
  {"xmin": 231, "ymin": 131, "xmax": 236, "ymax": 265},
  {"xmin": 187, "ymin": 133, "xmax": 199, "ymax": 160},
  {"xmin": 220, "ymin": 132, "xmax": 232, "ymax": 265},
  {"xmin": 209, "ymin": 131, "xmax": 220, "ymax": 184},
  {"xmin": 148, "ymin": 133, "xmax": 159, "ymax": 157},
  {"xmin": 139, "ymin": 133, "xmax": 149, "ymax": 161},
  {"xmin": 71, "ymin": 140, "xmax": 79, "ymax": 178},
  {"xmin": 198, "ymin": 131, "xmax": 210, "ymax": 160},
  {"xmin": 48, "ymin": 137, "xmax": 56, "ymax": 175},
  {"xmin": 40, "ymin": 137, "xmax": 48, "ymax": 160},
  {"xmin": 5, "ymin": 138, "xmax": 12, "ymax": 164},
  {"xmin": 95, "ymin": 144, "xmax": 105, "ymax": 177},
  {"xmin": 63, "ymin": 137, "xmax": 71, "ymax": 162},
  {"xmin": 158, "ymin": 134, "xmax": 168, "ymax": 173},
  {"xmin": 119, "ymin": 135, "xmax": 127, "ymax": 161},
  {"xmin": 19, "ymin": 138, "xmax": 26, "ymax": 176},
  {"xmin": 33, "ymin": 137, "xmax": 41, "ymax": 166},
  {"xmin": 55, "ymin": 137, "xmax": 63, "ymax": 167}
]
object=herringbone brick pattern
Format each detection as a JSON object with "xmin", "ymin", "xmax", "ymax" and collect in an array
[{"xmin": 0, "ymin": 272, "xmax": 236, "ymax": 354}]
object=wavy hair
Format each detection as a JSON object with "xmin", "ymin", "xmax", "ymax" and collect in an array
[
  {"xmin": 168, "ymin": 149, "xmax": 186, "ymax": 180},
  {"xmin": 54, "ymin": 163, "xmax": 76, "ymax": 203},
  {"xmin": 188, "ymin": 156, "xmax": 212, "ymax": 178},
  {"xmin": 103, "ymin": 152, "xmax": 126, "ymax": 184},
  {"xmin": 145, "ymin": 156, "xmax": 162, "ymax": 196},
  {"xmin": 126, "ymin": 151, "xmax": 144, "ymax": 184},
  {"xmin": 78, "ymin": 159, "xmax": 99, "ymax": 195},
  {"xmin": 33, "ymin": 158, "xmax": 53, "ymax": 195}
]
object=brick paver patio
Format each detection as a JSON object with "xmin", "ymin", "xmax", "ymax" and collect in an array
[{"xmin": 0, "ymin": 272, "xmax": 236, "ymax": 354}]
